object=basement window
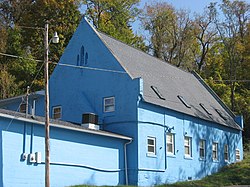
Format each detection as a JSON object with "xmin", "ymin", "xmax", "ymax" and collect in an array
[
  {"xmin": 151, "ymin": 86, "xmax": 165, "ymax": 100},
  {"xmin": 200, "ymin": 103, "xmax": 212, "ymax": 115},
  {"xmin": 52, "ymin": 106, "xmax": 62, "ymax": 119},
  {"xmin": 215, "ymin": 109, "xmax": 227, "ymax": 120},
  {"xmin": 177, "ymin": 95, "xmax": 191, "ymax": 108}
]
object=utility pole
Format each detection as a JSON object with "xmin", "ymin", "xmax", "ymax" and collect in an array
[{"xmin": 44, "ymin": 22, "xmax": 50, "ymax": 187}]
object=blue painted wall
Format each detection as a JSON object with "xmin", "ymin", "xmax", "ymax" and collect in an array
[
  {"xmin": 137, "ymin": 101, "xmax": 243, "ymax": 186},
  {"xmin": 0, "ymin": 96, "xmax": 44, "ymax": 117},
  {"xmin": 0, "ymin": 116, "xmax": 127, "ymax": 187},
  {"xmin": 49, "ymin": 18, "xmax": 141, "ymax": 185}
]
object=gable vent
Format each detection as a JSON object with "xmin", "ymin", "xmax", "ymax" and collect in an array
[
  {"xmin": 215, "ymin": 109, "xmax": 227, "ymax": 120},
  {"xmin": 151, "ymin": 86, "xmax": 165, "ymax": 100},
  {"xmin": 200, "ymin": 103, "xmax": 212, "ymax": 115},
  {"xmin": 177, "ymin": 95, "xmax": 191, "ymax": 108}
]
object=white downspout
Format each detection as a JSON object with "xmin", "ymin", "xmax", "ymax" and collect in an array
[{"xmin": 124, "ymin": 139, "xmax": 132, "ymax": 185}]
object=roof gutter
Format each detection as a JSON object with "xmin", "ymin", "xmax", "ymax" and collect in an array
[{"xmin": 0, "ymin": 112, "xmax": 132, "ymax": 141}]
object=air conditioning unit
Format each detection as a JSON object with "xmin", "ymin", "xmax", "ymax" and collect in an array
[{"xmin": 81, "ymin": 113, "xmax": 99, "ymax": 130}]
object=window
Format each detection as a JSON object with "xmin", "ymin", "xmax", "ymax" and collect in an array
[
  {"xmin": 212, "ymin": 142, "xmax": 218, "ymax": 161},
  {"xmin": 235, "ymin": 149, "xmax": 240, "ymax": 161},
  {"xmin": 199, "ymin": 139, "xmax": 206, "ymax": 159},
  {"xmin": 184, "ymin": 136, "xmax": 192, "ymax": 157},
  {"xmin": 224, "ymin": 144, "xmax": 229, "ymax": 161},
  {"xmin": 147, "ymin": 137, "xmax": 156, "ymax": 155},
  {"xmin": 20, "ymin": 103, "xmax": 26, "ymax": 113},
  {"xmin": 167, "ymin": 133, "xmax": 175, "ymax": 154},
  {"xmin": 104, "ymin": 97, "xmax": 115, "ymax": 112},
  {"xmin": 52, "ymin": 106, "xmax": 62, "ymax": 119}
]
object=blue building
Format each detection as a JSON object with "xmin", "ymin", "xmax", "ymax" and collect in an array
[{"xmin": 0, "ymin": 18, "xmax": 243, "ymax": 186}]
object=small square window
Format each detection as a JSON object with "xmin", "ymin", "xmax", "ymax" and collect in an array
[
  {"xmin": 167, "ymin": 133, "xmax": 175, "ymax": 154},
  {"xmin": 184, "ymin": 136, "xmax": 192, "ymax": 157},
  {"xmin": 235, "ymin": 149, "xmax": 240, "ymax": 161},
  {"xmin": 224, "ymin": 144, "xmax": 229, "ymax": 161},
  {"xmin": 147, "ymin": 137, "xmax": 156, "ymax": 155},
  {"xmin": 199, "ymin": 139, "xmax": 206, "ymax": 159},
  {"xmin": 212, "ymin": 142, "xmax": 218, "ymax": 161},
  {"xmin": 20, "ymin": 103, "xmax": 26, "ymax": 113},
  {"xmin": 52, "ymin": 106, "xmax": 62, "ymax": 119},
  {"xmin": 104, "ymin": 97, "xmax": 115, "ymax": 112}
]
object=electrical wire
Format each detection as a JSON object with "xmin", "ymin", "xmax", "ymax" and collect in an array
[{"xmin": 1, "ymin": 52, "xmax": 249, "ymax": 80}]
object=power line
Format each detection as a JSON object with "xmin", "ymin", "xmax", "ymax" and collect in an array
[
  {"xmin": 0, "ymin": 52, "xmax": 43, "ymax": 62},
  {"xmin": 1, "ymin": 52, "xmax": 249, "ymax": 81},
  {"xmin": 0, "ymin": 52, "xmax": 127, "ymax": 74}
]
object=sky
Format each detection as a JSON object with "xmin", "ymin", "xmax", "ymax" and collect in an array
[{"xmin": 133, "ymin": 0, "xmax": 250, "ymax": 35}]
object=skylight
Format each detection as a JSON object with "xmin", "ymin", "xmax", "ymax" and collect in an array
[
  {"xmin": 151, "ymin": 86, "xmax": 165, "ymax": 100},
  {"xmin": 200, "ymin": 103, "xmax": 212, "ymax": 115},
  {"xmin": 177, "ymin": 95, "xmax": 191, "ymax": 108},
  {"xmin": 215, "ymin": 109, "xmax": 227, "ymax": 120}
]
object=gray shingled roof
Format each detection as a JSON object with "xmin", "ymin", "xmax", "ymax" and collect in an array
[
  {"xmin": 97, "ymin": 32, "xmax": 241, "ymax": 130},
  {"xmin": 0, "ymin": 108, "xmax": 132, "ymax": 140}
]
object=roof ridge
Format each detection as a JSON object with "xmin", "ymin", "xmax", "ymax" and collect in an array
[{"xmin": 97, "ymin": 31, "xmax": 193, "ymax": 76}]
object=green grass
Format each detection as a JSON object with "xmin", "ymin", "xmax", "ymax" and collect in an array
[
  {"xmin": 162, "ymin": 152, "xmax": 250, "ymax": 187},
  {"xmin": 70, "ymin": 152, "xmax": 250, "ymax": 187}
]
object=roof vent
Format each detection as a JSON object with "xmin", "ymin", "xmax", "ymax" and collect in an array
[
  {"xmin": 215, "ymin": 109, "xmax": 227, "ymax": 120},
  {"xmin": 81, "ymin": 113, "xmax": 99, "ymax": 130},
  {"xmin": 177, "ymin": 95, "xmax": 191, "ymax": 108},
  {"xmin": 200, "ymin": 103, "xmax": 212, "ymax": 115},
  {"xmin": 151, "ymin": 86, "xmax": 165, "ymax": 100}
]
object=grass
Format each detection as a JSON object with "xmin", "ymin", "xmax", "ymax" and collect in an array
[
  {"xmin": 162, "ymin": 152, "xmax": 250, "ymax": 187},
  {"xmin": 70, "ymin": 151, "xmax": 250, "ymax": 187}
]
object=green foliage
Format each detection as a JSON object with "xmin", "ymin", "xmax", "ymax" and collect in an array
[
  {"xmin": 0, "ymin": 0, "xmax": 81, "ymax": 97},
  {"xmin": 83, "ymin": 0, "xmax": 146, "ymax": 51}
]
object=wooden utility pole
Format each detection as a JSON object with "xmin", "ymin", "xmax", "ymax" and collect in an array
[{"xmin": 44, "ymin": 22, "xmax": 50, "ymax": 187}]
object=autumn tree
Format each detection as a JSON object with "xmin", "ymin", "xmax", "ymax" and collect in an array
[
  {"xmin": 83, "ymin": 0, "xmax": 146, "ymax": 50},
  {"xmin": 141, "ymin": 2, "xmax": 195, "ymax": 70},
  {"xmin": 192, "ymin": 4, "xmax": 217, "ymax": 72},
  {"xmin": 212, "ymin": 0, "xmax": 249, "ymax": 111}
]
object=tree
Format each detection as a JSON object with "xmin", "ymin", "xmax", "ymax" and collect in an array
[
  {"xmin": 141, "ymin": 2, "xmax": 195, "ymax": 70},
  {"xmin": 83, "ymin": 0, "xmax": 146, "ymax": 50},
  {"xmin": 192, "ymin": 4, "xmax": 217, "ymax": 72},
  {"xmin": 0, "ymin": 64, "xmax": 19, "ymax": 99},
  {"xmin": 0, "ymin": 0, "xmax": 82, "ymax": 93},
  {"xmin": 213, "ymin": 0, "xmax": 250, "ymax": 111}
]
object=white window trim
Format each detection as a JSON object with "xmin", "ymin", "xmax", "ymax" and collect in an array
[
  {"xmin": 147, "ymin": 136, "xmax": 156, "ymax": 156},
  {"xmin": 104, "ymin": 96, "xmax": 115, "ymax": 112},
  {"xmin": 224, "ymin": 144, "xmax": 229, "ymax": 161},
  {"xmin": 167, "ymin": 133, "xmax": 175, "ymax": 155},
  {"xmin": 235, "ymin": 149, "xmax": 240, "ymax": 161},
  {"xmin": 199, "ymin": 139, "xmax": 206, "ymax": 159},
  {"xmin": 184, "ymin": 136, "xmax": 192, "ymax": 157},
  {"xmin": 212, "ymin": 142, "xmax": 218, "ymax": 161},
  {"xmin": 52, "ymin": 106, "xmax": 62, "ymax": 119}
]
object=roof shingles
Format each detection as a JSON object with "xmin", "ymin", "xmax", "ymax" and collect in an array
[{"xmin": 98, "ymin": 32, "xmax": 241, "ymax": 130}]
